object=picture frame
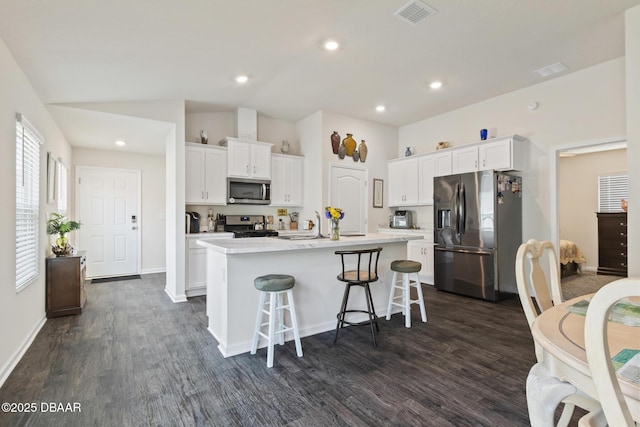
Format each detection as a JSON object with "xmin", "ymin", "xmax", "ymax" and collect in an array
[
  {"xmin": 47, "ymin": 152, "xmax": 57, "ymax": 203},
  {"xmin": 373, "ymin": 178, "xmax": 383, "ymax": 208}
]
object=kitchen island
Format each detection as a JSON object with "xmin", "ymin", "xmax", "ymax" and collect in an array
[{"xmin": 197, "ymin": 233, "xmax": 424, "ymax": 357}]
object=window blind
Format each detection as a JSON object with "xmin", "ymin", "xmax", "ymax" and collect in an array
[
  {"xmin": 16, "ymin": 113, "xmax": 43, "ymax": 291},
  {"xmin": 598, "ymin": 173, "xmax": 628, "ymax": 212}
]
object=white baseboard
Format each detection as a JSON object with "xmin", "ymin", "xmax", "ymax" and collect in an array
[
  {"xmin": 164, "ymin": 287, "xmax": 187, "ymax": 303},
  {"xmin": 141, "ymin": 267, "xmax": 166, "ymax": 275},
  {"xmin": 0, "ymin": 315, "xmax": 46, "ymax": 388}
]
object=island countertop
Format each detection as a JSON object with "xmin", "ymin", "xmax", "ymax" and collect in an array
[{"xmin": 197, "ymin": 232, "xmax": 424, "ymax": 254}]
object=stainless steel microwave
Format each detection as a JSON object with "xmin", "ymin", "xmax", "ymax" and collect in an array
[{"xmin": 227, "ymin": 178, "xmax": 271, "ymax": 205}]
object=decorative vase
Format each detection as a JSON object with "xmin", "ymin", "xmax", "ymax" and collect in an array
[
  {"xmin": 51, "ymin": 243, "xmax": 72, "ymax": 257},
  {"xmin": 330, "ymin": 219, "xmax": 340, "ymax": 241},
  {"xmin": 343, "ymin": 134, "xmax": 356, "ymax": 156},
  {"xmin": 352, "ymin": 150, "xmax": 360, "ymax": 162},
  {"xmin": 200, "ymin": 130, "xmax": 208, "ymax": 144},
  {"xmin": 330, "ymin": 131, "xmax": 340, "ymax": 154},
  {"xmin": 405, "ymin": 147, "xmax": 412, "ymax": 157},
  {"xmin": 358, "ymin": 140, "xmax": 368, "ymax": 162},
  {"xmin": 338, "ymin": 141, "xmax": 347, "ymax": 159}
]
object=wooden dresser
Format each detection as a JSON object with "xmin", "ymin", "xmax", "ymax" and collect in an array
[
  {"xmin": 596, "ymin": 212, "xmax": 628, "ymax": 277},
  {"xmin": 45, "ymin": 251, "xmax": 87, "ymax": 318}
]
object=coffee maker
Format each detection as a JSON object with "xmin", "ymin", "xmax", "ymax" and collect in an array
[{"xmin": 186, "ymin": 212, "xmax": 201, "ymax": 233}]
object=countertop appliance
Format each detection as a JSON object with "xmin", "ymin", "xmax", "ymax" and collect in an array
[
  {"xmin": 434, "ymin": 171, "xmax": 522, "ymax": 301},
  {"xmin": 391, "ymin": 210, "xmax": 412, "ymax": 229},
  {"xmin": 224, "ymin": 215, "xmax": 279, "ymax": 238},
  {"xmin": 186, "ymin": 212, "xmax": 201, "ymax": 234},
  {"xmin": 227, "ymin": 178, "xmax": 271, "ymax": 205}
]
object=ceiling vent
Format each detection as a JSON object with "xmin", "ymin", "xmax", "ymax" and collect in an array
[
  {"xmin": 534, "ymin": 62, "xmax": 569, "ymax": 78},
  {"xmin": 394, "ymin": 0, "xmax": 437, "ymax": 25}
]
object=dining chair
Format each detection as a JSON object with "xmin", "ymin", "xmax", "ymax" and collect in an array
[
  {"xmin": 579, "ymin": 278, "xmax": 639, "ymax": 427},
  {"xmin": 516, "ymin": 239, "xmax": 600, "ymax": 427}
]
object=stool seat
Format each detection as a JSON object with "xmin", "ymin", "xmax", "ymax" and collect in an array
[
  {"xmin": 391, "ymin": 260, "xmax": 421, "ymax": 273},
  {"xmin": 254, "ymin": 274, "xmax": 295, "ymax": 292}
]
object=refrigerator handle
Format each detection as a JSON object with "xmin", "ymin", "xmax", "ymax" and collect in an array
[
  {"xmin": 453, "ymin": 182, "xmax": 459, "ymax": 238},
  {"xmin": 459, "ymin": 182, "xmax": 466, "ymax": 235}
]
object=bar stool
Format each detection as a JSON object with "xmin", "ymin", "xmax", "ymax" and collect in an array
[
  {"xmin": 334, "ymin": 247, "xmax": 383, "ymax": 346},
  {"xmin": 250, "ymin": 274, "xmax": 303, "ymax": 368},
  {"xmin": 385, "ymin": 260, "xmax": 427, "ymax": 328}
]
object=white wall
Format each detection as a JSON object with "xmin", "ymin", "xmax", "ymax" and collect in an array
[
  {"xmin": 72, "ymin": 148, "xmax": 166, "ymax": 274},
  {"xmin": 320, "ymin": 111, "xmax": 398, "ymax": 231},
  {"xmin": 0, "ymin": 38, "xmax": 73, "ymax": 386},
  {"xmin": 626, "ymin": 6, "xmax": 640, "ymax": 276},
  {"xmin": 400, "ymin": 58, "xmax": 628, "ymax": 244},
  {"xmin": 185, "ymin": 111, "xmax": 300, "ymax": 154}
]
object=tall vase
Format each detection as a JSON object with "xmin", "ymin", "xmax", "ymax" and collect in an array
[
  {"xmin": 358, "ymin": 139, "xmax": 368, "ymax": 162},
  {"xmin": 330, "ymin": 219, "xmax": 340, "ymax": 240},
  {"xmin": 343, "ymin": 134, "xmax": 356, "ymax": 156},
  {"xmin": 330, "ymin": 131, "xmax": 340, "ymax": 154}
]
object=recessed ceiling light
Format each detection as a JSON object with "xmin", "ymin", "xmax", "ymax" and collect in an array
[
  {"xmin": 430, "ymin": 81, "xmax": 442, "ymax": 89},
  {"xmin": 324, "ymin": 40, "xmax": 339, "ymax": 51},
  {"xmin": 376, "ymin": 105, "xmax": 386, "ymax": 112},
  {"xmin": 115, "ymin": 140, "xmax": 126, "ymax": 146},
  {"xmin": 235, "ymin": 75, "xmax": 248, "ymax": 84}
]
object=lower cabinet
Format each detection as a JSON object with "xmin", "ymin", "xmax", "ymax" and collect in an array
[
  {"xmin": 45, "ymin": 252, "xmax": 87, "ymax": 318},
  {"xmin": 407, "ymin": 240, "xmax": 434, "ymax": 285},
  {"xmin": 186, "ymin": 233, "xmax": 234, "ymax": 297}
]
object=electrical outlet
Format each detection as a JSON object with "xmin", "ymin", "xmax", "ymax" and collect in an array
[{"xmin": 277, "ymin": 208, "xmax": 288, "ymax": 216}]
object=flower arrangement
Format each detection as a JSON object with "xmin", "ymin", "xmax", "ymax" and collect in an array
[
  {"xmin": 47, "ymin": 212, "xmax": 81, "ymax": 256},
  {"xmin": 325, "ymin": 206, "xmax": 345, "ymax": 221},
  {"xmin": 325, "ymin": 207, "xmax": 344, "ymax": 240}
]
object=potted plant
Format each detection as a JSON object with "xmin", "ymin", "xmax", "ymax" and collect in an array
[{"xmin": 47, "ymin": 213, "xmax": 81, "ymax": 256}]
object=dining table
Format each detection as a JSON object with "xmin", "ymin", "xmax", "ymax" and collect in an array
[{"xmin": 531, "ymin": 293, "xmax": 640, "ymax": 422}]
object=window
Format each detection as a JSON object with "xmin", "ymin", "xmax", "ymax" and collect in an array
[
  {"xmin": 16, "ymin": 113, "xmax": 43, "ymax": 291},
  {"xmin": 598, "ymin": 173, "xmax": 628, "ymax": 212},
  {"xmin": 57, "ymin": 161, "xmax": 68, "ymax": 214}
]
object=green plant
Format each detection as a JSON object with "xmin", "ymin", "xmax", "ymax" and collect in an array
[{"xmin": 47, "ymin": 213, "xmax": 81, "ymax": 248}]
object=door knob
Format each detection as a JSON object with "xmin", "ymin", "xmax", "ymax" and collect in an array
[{"xmin": 132, "ymin": 226, "xmax": 138, "ymax": 230}]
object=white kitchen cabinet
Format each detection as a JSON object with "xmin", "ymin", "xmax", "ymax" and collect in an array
[
  {"xmin": 434, "ymin": 151, "xmax": 453, "ymax": 176},
  {"xmin": 407, "ymin": 240, "xmax": 434, "ymax": 284},
  {"xmin": 185, "ymin": 144, "xmax": 227, "ymax": 205},
  {"xmin": 418, "ymin": 151, "xmax": 453, "ymax": 205},
  {"xmin": 271, "ymin": 154, "xmax": 303, "ymax": 206},
  {"xmin": 452, "ymin": 145, "xmax": 480, "ymax": 174},
  {"xmin": 185, "ymin": 233, "xmax": 233, "ymax": 297},
  {"xmin": 388, "ymin": 157, "xmax": 419, "ymax": 206},
  {"xmin": 223, "ymin": 137, "xmax": 272, "ymax": 179},
  {"xmin": 452, "ymin": 135, "xmax": 526, "ymax": 174}
]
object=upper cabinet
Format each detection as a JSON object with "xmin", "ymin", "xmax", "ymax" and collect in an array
[
  {"xmin": 222, "ymin": 137, "xmax": 272, "ymax": 179},
  {"xmin": 391, "ymin": 135, "xmax": 527, "ymax": 206},
  {"xmin": 389, "ymin": 157, "xmax": 419, "ymax": 206},
  {"xmin": 451, "ymin": 135, "xmax": 527, "ymax": 174},
  {"xmin": 271, "ymin": 154, "xmax": 304, "ymax": 206},
  {"xmin": 419, "ymin": 151, "xmax": 454, "ymax": 205},
  {"xmin": 185, "ymin": 144, "xmax": 227, "ymax": 205}
]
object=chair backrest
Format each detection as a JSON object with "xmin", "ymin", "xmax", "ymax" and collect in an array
[
  {"xmin": 335, "ymin": 247, "xmax": 382, "ymax": 284},
  {"xmin": 516, "ymin": 239, "xmax": 564, "ymax": 329},
  {"xmin": 584, "ymin": 278, "xmax": 638, "ymax": 427}
]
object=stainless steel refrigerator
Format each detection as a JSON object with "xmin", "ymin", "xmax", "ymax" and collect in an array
[{"xmin": 433, "ymin": 170, "xmax": 522, "ymax": 301}]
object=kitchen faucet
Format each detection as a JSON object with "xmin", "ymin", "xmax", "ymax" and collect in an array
[{"xmin": 314, "ymin": 211, "xmax": 323, "ymax": 238}]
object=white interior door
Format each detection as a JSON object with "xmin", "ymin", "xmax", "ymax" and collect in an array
[
  {"xmin": 76, "ymin": 166, "xmax": 140, "ymax": 278},
  {"xmin": 329, "ymin": 164, "xmax": 367, "ymax": 234}
]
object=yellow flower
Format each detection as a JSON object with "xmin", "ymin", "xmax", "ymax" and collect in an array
[{"xmin": 325, "ymin": 206, "xmax": 345, "ymax": 220}]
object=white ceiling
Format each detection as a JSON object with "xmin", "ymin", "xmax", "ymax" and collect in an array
[{"xmin": 1, "ymin": 0, "xmax": 639, "ymax": 154}]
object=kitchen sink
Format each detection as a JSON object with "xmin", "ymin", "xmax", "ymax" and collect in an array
[{"xmin": 277, "ymin": 234, "xmax": 326, "ymax": 240}]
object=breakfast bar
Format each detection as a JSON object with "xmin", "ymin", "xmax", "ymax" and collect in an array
[{"xmin": 197, "ymin": 233, "xmax": 424, "ymax": 357}]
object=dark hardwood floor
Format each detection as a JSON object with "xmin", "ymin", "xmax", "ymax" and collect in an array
[{"xmin": 0, "ymin": 274, "xmax": 577, "ymax": 426}]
